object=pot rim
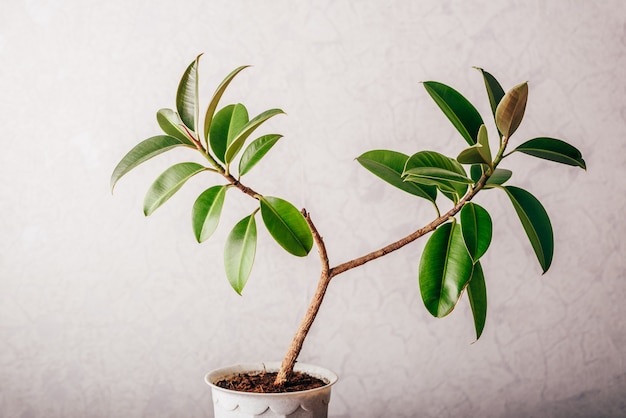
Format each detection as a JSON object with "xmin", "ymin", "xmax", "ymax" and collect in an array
[{"xmin": 205, "ymin": 361, "xmax": 338, "ymax": 396}]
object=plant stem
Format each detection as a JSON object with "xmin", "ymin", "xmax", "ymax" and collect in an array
[
  {"xmin": 249, "ymin": 136, "xmax": 510, "ymax": 386},
  {"xmin": 182, "ymin": 124, "xmax": 207, "ymax": 154},
  {"xmin": 275, "ymin": 210, "xmax": 330, "ymax": 385},
  {"xmin": 273, "ymin": 172, "xmax": 490, "ymax": 385},
  {"xmin": 223, "ymin": 173, "xmax": 261, "ymax": 199},
  {"xmin": 274, "ymin": 165, "xmax": 498, "ymax": 386},
  {"xmin": 331, "ymin": 175, "xmax": 487, "ymax": 277}
]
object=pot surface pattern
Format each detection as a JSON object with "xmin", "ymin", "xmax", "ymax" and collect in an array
[{"xmin": 206, "ymin": 362, "xmax": 338, "ymax": 418}]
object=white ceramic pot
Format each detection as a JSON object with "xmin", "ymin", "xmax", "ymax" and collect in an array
[{"xmin": 206, "ymin": 362, "xmax": 338, "ymax": 418}]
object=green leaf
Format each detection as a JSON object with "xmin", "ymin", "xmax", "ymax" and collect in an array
[
  {"xmin": 239, "ymin": 134, "xmax": 283, "ymax": 176},
  {"xmin": 356, "ymin": 150, "xmax": 437, "ymax": 203},
  {"xmin": 423, "ymin": 81, "xmax": 484, "ymax": 146},
  {"xmin": 404, "ymin": 151, "xmax": 468, "ymax": 178},
  {"xmin": 404, "ymin": 175, "xmax": 459, "ymax": 195},
  {"xmin": 403, "ymin": 166, "xmax": 473, "ymax": 184},
  {"xmin": 143, "ymin": 162, "xmax": 206, "ymax": 216},
  {"xmin": 456, "ymin": 125, "xmax": 492, "ymax": 167},
  {"xmin": 176, "ymin": 55, "xmax": 201, "ymax": 132},
  {"xmin": 209, "ymin": 104, "xmax": 249, "ymax": 163},
  {"xmin": 225, "ymin": 109, "xmax": 284, "ymax": 164},
  {"xmin": 224, "ymin": 214, "xmax": 257, "ymax": 295},
  {"xmin": 503, "ymin": 186, "xmax": 554, "ymax": 273},
  {"xmin": 156, "ymin": 109, "xmax": 195, "ymax": 146},
  {"xmin": 477, "ymin": 124, "xmax": 492, "ymax": 162},
  {"xmin": 496, "ymin": 82, "xmax": 528, "ymax": 138},
  {"xmin": 110, "ymin": 135, "xmax": 188, "ymax": 192},
  {"xmin": 467, "ymin": 261, "xmax": 487, "ymax": 340},
  {"xmin": 457, "ymin": 144, "xmax": 489, "ymax": 166},
  {"xmin": 513, "ymin": 137, "xmax": 586, "ymax": 169},
  {"xmin": 204, "ymin": 66, "xmax": 250, "ymax": 141},
  {"xmin": 470, "ymin": 164, "xmax": 485, "ymax": 183},
  {"xmin": 192, "ymin": 185, "xmax": 228, "ymax": 243},
  {"xmin": 419, "ymin": 222, "xmax": 474, "ymax": 318},
  {"xmin": 460, "ymin": 202, "xmax": 492, "ymax": 262},
  {"xmin": 404, "ymin": 151, "xmax": 468, "ymax": 201},
  {"xmin": 225, "ymin": 105, "xmax": 249, "ymax": 150},
  {"xmin": 484, "ymin": 168, "xmax": 512, "ymax": 188},
  {"xmin": 474, "ymin": 67, "xmax": 505, "ymax": 118},
  {"xmin": 260, "ymin": 196, "xmax": 312, "ymax": 257}
]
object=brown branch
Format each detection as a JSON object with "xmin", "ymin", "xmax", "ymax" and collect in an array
[
  {"xmin": 221, "ymin": 137, "xmax": 495, "ymax": 388},
  {"xmin": 274, "ymin": 209, "xmax": 331, "ymax": 386},
  {"xmin": 223, "ymin": 174, "xmax": 261, "ymax": 199},
  {"xmin": 272, "ymin": 174, "xmax": 490, "ymax": 387},
  {"xmin": 330, "ymin": 174, "xmax": 488, "ymax": 277}
]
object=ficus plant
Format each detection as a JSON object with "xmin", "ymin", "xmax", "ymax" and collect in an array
[{"xmin": 111, "ymin": 55, "xmax": 586, "ymax": 387}]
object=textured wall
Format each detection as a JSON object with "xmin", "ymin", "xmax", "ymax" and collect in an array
[{"xmin": 1, "ymin": 1, "xmax": 625, "ymax": 417}]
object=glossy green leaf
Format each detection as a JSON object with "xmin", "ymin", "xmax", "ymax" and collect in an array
[
  {"xmin": 423, "ymin": 81, "xmax": 484, "ymax": 146},
  {"xmin": 239, "ymin": 134, "xmax": 283, "ymax": 176},
  {"xmin": 496, "ymin": 82, "xmax": 528, "ymax": 138},
  {"xmin": 192, "ymin": 185, "xmax": 228, "ymax": 243},
  {"xmin": 204, "ymin": 66, "xmax": 250, "ymax": 141},
  {"xmin": 404, "ymin": 166, "xmax": 473, "ymax": 184},
  {"xmin": 457, "ymin": 145, "xmax": 489, "ymax": 166},
  {"xmin": 484, "ymin": 168, "xmax": 512, "ymax": 188},
  {"xmin": 110, "ymin": 135, "xmax": 188, "ymax": 192},
  {"xmin": 504, "ymin": 186, "xmax": 554, "ymax": 273},
  {"xmin": 404, "ymin": 175, "xmax": 459, "ymax": 195},
  {"xmin": 225, "ymin": 109, "xmax": 284, "ymax": 164},
  {"xmin": 224, "ymin": 214, "xmax": 257, "ymax": 295},
  {"xmin": 470, "ymin": 164, "xmax": 485, "ymax": 183},
  {"xmin": 513, "ymin": 137, "xmax": 586, "ymax": 169},
  {"xmin": 356, "ymin": 150, "xmax": 437, "ymax": 203},
  {"xmin": 404, "ymin": 151, "xmax": 468, "ymax": 178},
  {"xmin": 176, "ymin": 55, "xmax": 201, "ymax": 132},
  {"xmin": 260, "ymin": 196, "xmax": 312, "ymax": 257},
  {"xmin": 209, "ymin": 104, "xmax": 249, "ymax": 163},
  {"xmin": 460, "ymin": 202, "xmax": 492, "ymax": 262},
  {"xmin": 457, "ymin": 124, "xmax": 491, "ymax": 166},
  {"xmin": 474, "ymin": 67, "xmax": 505, "ymax": 118},
  {"xmin": 467, "ymin": 261, "xmax": 487, "ymax": 340},
  {"xmin": 156, "ymin": 109, "xmax": 194, "ymax": 146},
  {"xmin": 143, "ymin": 162, "xmax": 206, "ymax": 216},
  {"xmin": 404, "ymin": 151, "xmax": 468, "ymax": 201},
  {"xmin": 478, "ymin": 124, "xmax": 492, "ymax": 161},
  {"xmin": 419, "ymin": 222, "xmax": 474, "ymax": 318}
]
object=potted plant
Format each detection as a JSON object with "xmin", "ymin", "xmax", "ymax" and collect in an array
[{"xmin": 111, "ymin": 55, "xmax": 586, "ymax": 417}]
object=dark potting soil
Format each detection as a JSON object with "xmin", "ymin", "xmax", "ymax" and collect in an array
[{"xmin": 215, "ymin": 370, "xmax": 327, "ymax": 393}]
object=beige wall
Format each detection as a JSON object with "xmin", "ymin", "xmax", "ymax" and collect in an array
[{"xmin": 1, "ymin": 0, "xmax": 624, "ymax": 416}]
